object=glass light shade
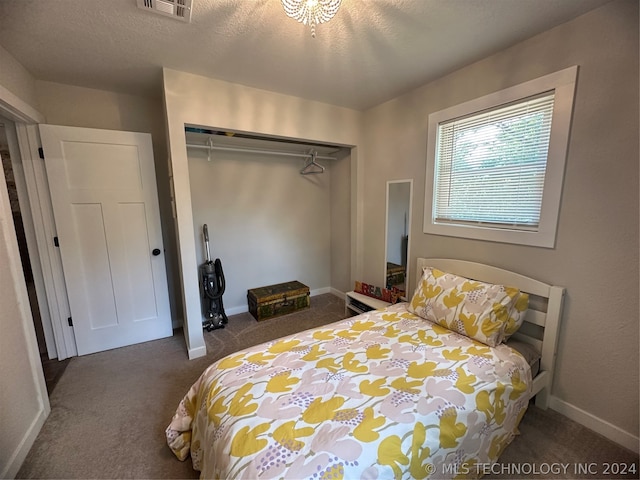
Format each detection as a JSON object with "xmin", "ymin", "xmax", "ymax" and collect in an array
[{"xmin": 281, "ymin": 0, "xmax": 342, "ymax": 37}]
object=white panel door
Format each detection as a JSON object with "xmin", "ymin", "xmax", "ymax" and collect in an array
[{"xmin": 39, "ymin": 125, "xmax": 172, "ymax": 355}]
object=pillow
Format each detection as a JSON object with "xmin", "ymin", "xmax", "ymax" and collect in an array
[
  {"xmin": 503, "ymin": 291, "xmax": 529, "ymax": 340},
  {"xmin": 408, "ymin": 266, "xmax": 525, "ymax": 347}
]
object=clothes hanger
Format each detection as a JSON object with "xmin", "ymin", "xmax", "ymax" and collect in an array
[
  {"xmin": 300, "ymin": 151, "xmax": 325, "ymax": 175},
  {"xmin": 207, "ymin": 136, "xmax": 214, "ymax": 162}
]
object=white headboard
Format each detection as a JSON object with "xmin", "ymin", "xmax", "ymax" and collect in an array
[{"xmin": 415, "ymin": 258, "xmax": 565, "ymax": 409}]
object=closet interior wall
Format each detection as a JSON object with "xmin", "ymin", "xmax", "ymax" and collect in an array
[{"xmin": 187, "ymin": 135, "xmax": 350, "ymax": 315}]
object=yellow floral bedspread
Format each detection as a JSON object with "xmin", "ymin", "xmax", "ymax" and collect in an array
[{"xmin": 166, "ymin": 303, "xmax": 531, "ymax": 479}]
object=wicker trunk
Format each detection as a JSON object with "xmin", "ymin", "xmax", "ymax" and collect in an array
[{"xmin": 247, "ymin": 281, "xmax": 310, "ymax": 321}]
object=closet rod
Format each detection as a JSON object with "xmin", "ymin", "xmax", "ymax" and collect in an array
[{"xmin": 186, "ymin": 142, "xmax": 337, "ymax": 161}]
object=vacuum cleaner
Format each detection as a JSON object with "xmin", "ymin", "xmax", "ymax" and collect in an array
[{"xmin": 200, "ymin": 224, "xmax": 228, "ymax": 331}]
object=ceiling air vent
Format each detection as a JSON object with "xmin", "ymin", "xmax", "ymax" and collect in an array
[{"xmin": 137, "ymin": 0, "xmax": 193, "ymax": 23}]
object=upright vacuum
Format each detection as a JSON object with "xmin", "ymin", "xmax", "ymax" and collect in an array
[{"xmin": 200, "ymin": 224, "xmax": 228, "ymax": 331}]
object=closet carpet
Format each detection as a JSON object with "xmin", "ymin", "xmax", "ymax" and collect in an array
[{"xmin": 16, "ymin": 294, "xmax": 638, "ymax": 479}]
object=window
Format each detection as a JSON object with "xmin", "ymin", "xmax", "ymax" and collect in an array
[{"xmin": 424, "ymin": 66, "xmax": 577, "ymax": 248}]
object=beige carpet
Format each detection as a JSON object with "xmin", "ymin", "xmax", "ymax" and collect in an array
[{"xmin": 17, "ymin": 294, "xmax": 638, "ymax": 479}]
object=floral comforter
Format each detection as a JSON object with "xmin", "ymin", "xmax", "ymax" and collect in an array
[{"xmin": 166, "ymin": 303, "xmax": 531, "ymax": 479}]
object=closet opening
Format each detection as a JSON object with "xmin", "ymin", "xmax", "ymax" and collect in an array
[{"xmin": 184, "ymin": 126, "xmax": 353, "ymax": 320}]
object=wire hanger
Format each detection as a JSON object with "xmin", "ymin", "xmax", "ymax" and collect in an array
[
  {"xmin": 207, "ymin": 136, "xmax": 214, "ymax": 162},
  {"xmin": 300, "ymin": 150, "xmax": 325, "ymax": 175}
]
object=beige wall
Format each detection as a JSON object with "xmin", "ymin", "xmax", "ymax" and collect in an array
[
  {"xmin": 34, "ymin": 81, "xmax": 181, "ymax": 325},
  {"xmin": 163, "ymin": 68, "xmax": 363, "ymax": 358},
  {"xmin": 0, "ymin": 45, "xmax": 39, "ymax": 112},
  {"xmin": 361, "ymin": 0, "xmax": 639, "ymax": 446},
  {"xmin": 188, "ymin": 146, "xmax": 347, "ymax": 311}
]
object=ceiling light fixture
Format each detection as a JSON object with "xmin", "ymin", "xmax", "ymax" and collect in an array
[{"xmin": 281, "ymin": 0, "xmax": 342, "ymax": 38}]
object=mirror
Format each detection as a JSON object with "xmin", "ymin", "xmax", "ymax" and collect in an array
[{"xmin": 385, "ymin": 179, "xmax": 412, "ymax": 298}]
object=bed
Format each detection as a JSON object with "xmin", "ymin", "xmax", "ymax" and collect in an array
[{"xmin": 166, "ymin": 258, "xmax": 564, "ymax": 478}]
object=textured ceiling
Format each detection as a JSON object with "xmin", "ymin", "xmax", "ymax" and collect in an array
[{"xmin": 0, "ymin": 0, "xmax": 610, "ymax": 111}]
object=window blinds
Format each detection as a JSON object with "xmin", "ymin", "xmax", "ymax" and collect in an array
[{"xmin": 433, "ymin": 91, "xmax": 555, "ymax": 230}]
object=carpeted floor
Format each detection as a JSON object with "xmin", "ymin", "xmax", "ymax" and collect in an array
[
  {"xmin": 16, "ymin": 294, "xmax": 638, "ymax": 479},
  {"xmin": 40, "ymin": 353, "xmax": 71, "ymax": 395}
]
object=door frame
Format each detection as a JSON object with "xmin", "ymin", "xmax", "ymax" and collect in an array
[
  {"xmin": 1, "ymin": 117, "xmax": 57, "ymax": 357},
  {"xmin": 16, "ymin": 123, "xmax": 77, "ymax": 359},
  {"xmin": 0, "ymin": 85, "xmax": 76, "ymax": 360},
  {"xmin": 0, "ymin": 84, "xmax": 52, "ymax": 477}
]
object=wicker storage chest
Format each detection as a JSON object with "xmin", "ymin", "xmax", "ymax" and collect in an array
[{"xmin": 247, "ymin": 280, "xmax": 310, "ymax": 321}]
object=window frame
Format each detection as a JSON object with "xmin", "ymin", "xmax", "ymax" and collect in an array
[{"xmin": 423, "ymin": 66, "xmax": 578, "ymax": 248}]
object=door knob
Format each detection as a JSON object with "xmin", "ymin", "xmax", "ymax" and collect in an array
[{"xmin": 152, "ymin": 248, "xmax": 162, "ymax": 256}]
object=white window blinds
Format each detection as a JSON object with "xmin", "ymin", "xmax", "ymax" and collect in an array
[{"xmin": 433, "ymin": 91, "xmax": 555, "ymax": 230}]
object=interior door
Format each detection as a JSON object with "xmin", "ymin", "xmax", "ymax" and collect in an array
[{"xmin": 39, "ymin": 125, "xmax": 172, "ymax": 356}]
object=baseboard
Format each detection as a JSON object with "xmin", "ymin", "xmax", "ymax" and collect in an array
[
  {"xmin": 549, "ymin": 395, "xmax": 639, "ymax": 453},
  {"xmin": 226, "ymin": 304, "xmax": 248, "ymax": 316},
  {"xmin": 330, "ymin": 287, "xmax": 346, "ymax": 299},
  {"xmin": 187, "ymin": 345, "xmax": 207, "ymax": 360},
  {"xmin": 310, "ymin": 287, "xmax": 331, "ymax": 296},
  {"xmin": 1, "ymin": 406, "xmax": 48, "ymax": 479}
]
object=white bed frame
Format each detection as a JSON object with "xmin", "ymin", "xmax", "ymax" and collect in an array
[{"xmin": 416, "ymin": 258, "xmax": 565, "ymax": 409}]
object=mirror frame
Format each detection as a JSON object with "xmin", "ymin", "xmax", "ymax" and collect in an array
[{"xmin": 384, "ymin": 179, "xmax": 413, "ymax": 299}]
